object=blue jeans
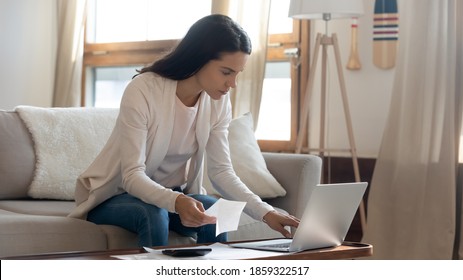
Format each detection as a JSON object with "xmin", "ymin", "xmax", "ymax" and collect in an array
[{"xmin": 87, "ymin": 192, "xmax": 227, "ymax": 247}]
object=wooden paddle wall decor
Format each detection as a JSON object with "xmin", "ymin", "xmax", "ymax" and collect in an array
[
  {"xmin": 347, "ymin": 18, "xmax": 362, "ymax": 70},
  {"xmin": 373, "ymin": 0, "xmax": 399, "ymax": 69}
]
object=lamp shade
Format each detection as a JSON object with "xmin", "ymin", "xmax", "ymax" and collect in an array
[{"xmin": 288, "ymin": 0, "xmax": 364, "ymax": 19}]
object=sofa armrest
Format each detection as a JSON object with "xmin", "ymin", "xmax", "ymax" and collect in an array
[{"xmin": 262, "ymin": 152, "xmax": 322, "ymax": 218}]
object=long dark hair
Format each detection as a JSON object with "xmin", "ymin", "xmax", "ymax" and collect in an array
[{"xmin": 136, "ymin": 14, "xmax": 252, "ymax": 80}]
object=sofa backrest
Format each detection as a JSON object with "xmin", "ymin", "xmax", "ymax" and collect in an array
[{"xmin": 0, "ymin": 110, "xmax": 35, "ymax": 199}]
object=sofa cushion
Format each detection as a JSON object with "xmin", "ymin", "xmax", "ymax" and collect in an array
[
  {"xmin": 98, "ymin": 224, "xmax": 140, "ymax": 249},
  {"xmin": 0, "ymin": 209, "xmax": 107, "ymax": 257},
  {"xmin": 204, "ymin": 112, "xmax": 286, "ymax": 198},
  {"xmin": 0, "ymin": 111, "xmax": 35, "ymax": 199},
  {"xmin": 0, "ymin": 200, "xmax": 74, "ymax": 216}
]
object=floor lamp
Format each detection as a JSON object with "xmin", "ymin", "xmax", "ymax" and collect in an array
[{"xmin": 289, "ymin": 0, "xmax": 367, "ymax": 233}]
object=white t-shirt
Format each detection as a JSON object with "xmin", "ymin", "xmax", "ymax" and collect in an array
[{"xmin": 153, "ymin": 95, "xmax": 199, "ymax": 188}]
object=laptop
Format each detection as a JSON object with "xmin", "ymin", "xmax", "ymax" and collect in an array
[{"xmin": 230, "ymin": 182, "xmax": 368, "ymax": 252}]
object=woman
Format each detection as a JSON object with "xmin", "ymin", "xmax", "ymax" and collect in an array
[{"xmin": 70, "ymin": 14, "xmax": 299, "ymax": 247}]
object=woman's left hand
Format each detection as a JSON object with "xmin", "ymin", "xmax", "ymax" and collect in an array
[{"xmin": 262, "ymin": 210, "xmax": 300, "ymax": 238}]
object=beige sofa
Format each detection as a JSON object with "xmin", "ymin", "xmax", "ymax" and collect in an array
[{"xmin": 0, "ymin": 108, "xmax": 322, "ymax": 258}]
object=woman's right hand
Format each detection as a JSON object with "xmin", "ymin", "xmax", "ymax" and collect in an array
[{"xmin": 175, "ymin": 194, "xmax": 217, "ymax": 227}]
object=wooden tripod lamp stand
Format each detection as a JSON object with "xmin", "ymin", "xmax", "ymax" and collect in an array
[{"xmin": 288, "ymin": 0, "xmax": 367, "ymax": 233}]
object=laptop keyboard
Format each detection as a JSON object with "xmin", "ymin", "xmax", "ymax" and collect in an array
[{"xmin": 260, "ymin": 242, "xmax": 291, "ymax": 249}]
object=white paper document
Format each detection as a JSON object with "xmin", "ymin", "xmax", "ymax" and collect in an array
[
  {"xmin": 112, "ymin": 243, "xmax": 287, "ymax": 260},
  {"xmin": 204, "ymin": 198, "xmax": 246, "ymax": 236}
]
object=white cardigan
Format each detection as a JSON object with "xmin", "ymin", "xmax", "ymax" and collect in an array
[{"xmin": 69, "ymin": 73, "xmax": 273, "ymax": 221}]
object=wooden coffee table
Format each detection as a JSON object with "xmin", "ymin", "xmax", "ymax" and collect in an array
[{"xmin": 1, "ymin": 241, "xmax": 372, "ymax": 260}]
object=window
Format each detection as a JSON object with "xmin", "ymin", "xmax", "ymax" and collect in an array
[
  {"xmin": 256, "ymin": 61, "xmax": 292, "ymax": 140},
  {"xmin": 255, "ymin": 1, "xmax": 293, "ymax": 141},
  {"xmin": 257, "ymin": 0, "xmax": 310, "ymax": 152},
  {"xmin": 87, "ymin": 0, "xmax": 211, "ymax": 43},
  {"xmin": 83, "ymin": 0, "xmax": 309, "ymax": 152},
  {"xmin": 83, "ymin": 0, "xmax": 211, "ymax": 107},
  {"xmin": 89, "ymin": 66, "xmax": 141, "ymax": 108}
]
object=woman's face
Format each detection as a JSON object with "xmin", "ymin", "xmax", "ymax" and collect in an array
[{"xmin": 195, "ymin": 51, "xmax": 249, "ymax": 100}]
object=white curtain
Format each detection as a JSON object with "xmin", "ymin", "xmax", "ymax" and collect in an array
[
  {"xmin": 456, "ymin": 0, "xmax": 463, "ymax": 260},
  {"xmin": 52, "ymin": 0, "xmax": 87, "ymax": 107},
  {"xmin": 211, "ymin": 0, "xmax": 270, "ymax": 128},
  {"xmin": 363, "ymin": 0, "xmax": 463, "ymax": 259}
]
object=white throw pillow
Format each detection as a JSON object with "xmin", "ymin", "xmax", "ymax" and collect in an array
[
  {"xmin": 15, "ymin": 106, "xmax": 118, "ymax": 200},
  {"xmin": 203, "ymin": 112, "xmax": 286, "ymax": 199}
]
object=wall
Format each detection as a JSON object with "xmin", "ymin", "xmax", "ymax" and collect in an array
[
  {"xmin": 0, "ymin": 0, "xmax": 56, "ymax": 110},
  {"xmin": 308, "ymin": 0, "xmax": 396, "ymax": 158}
]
